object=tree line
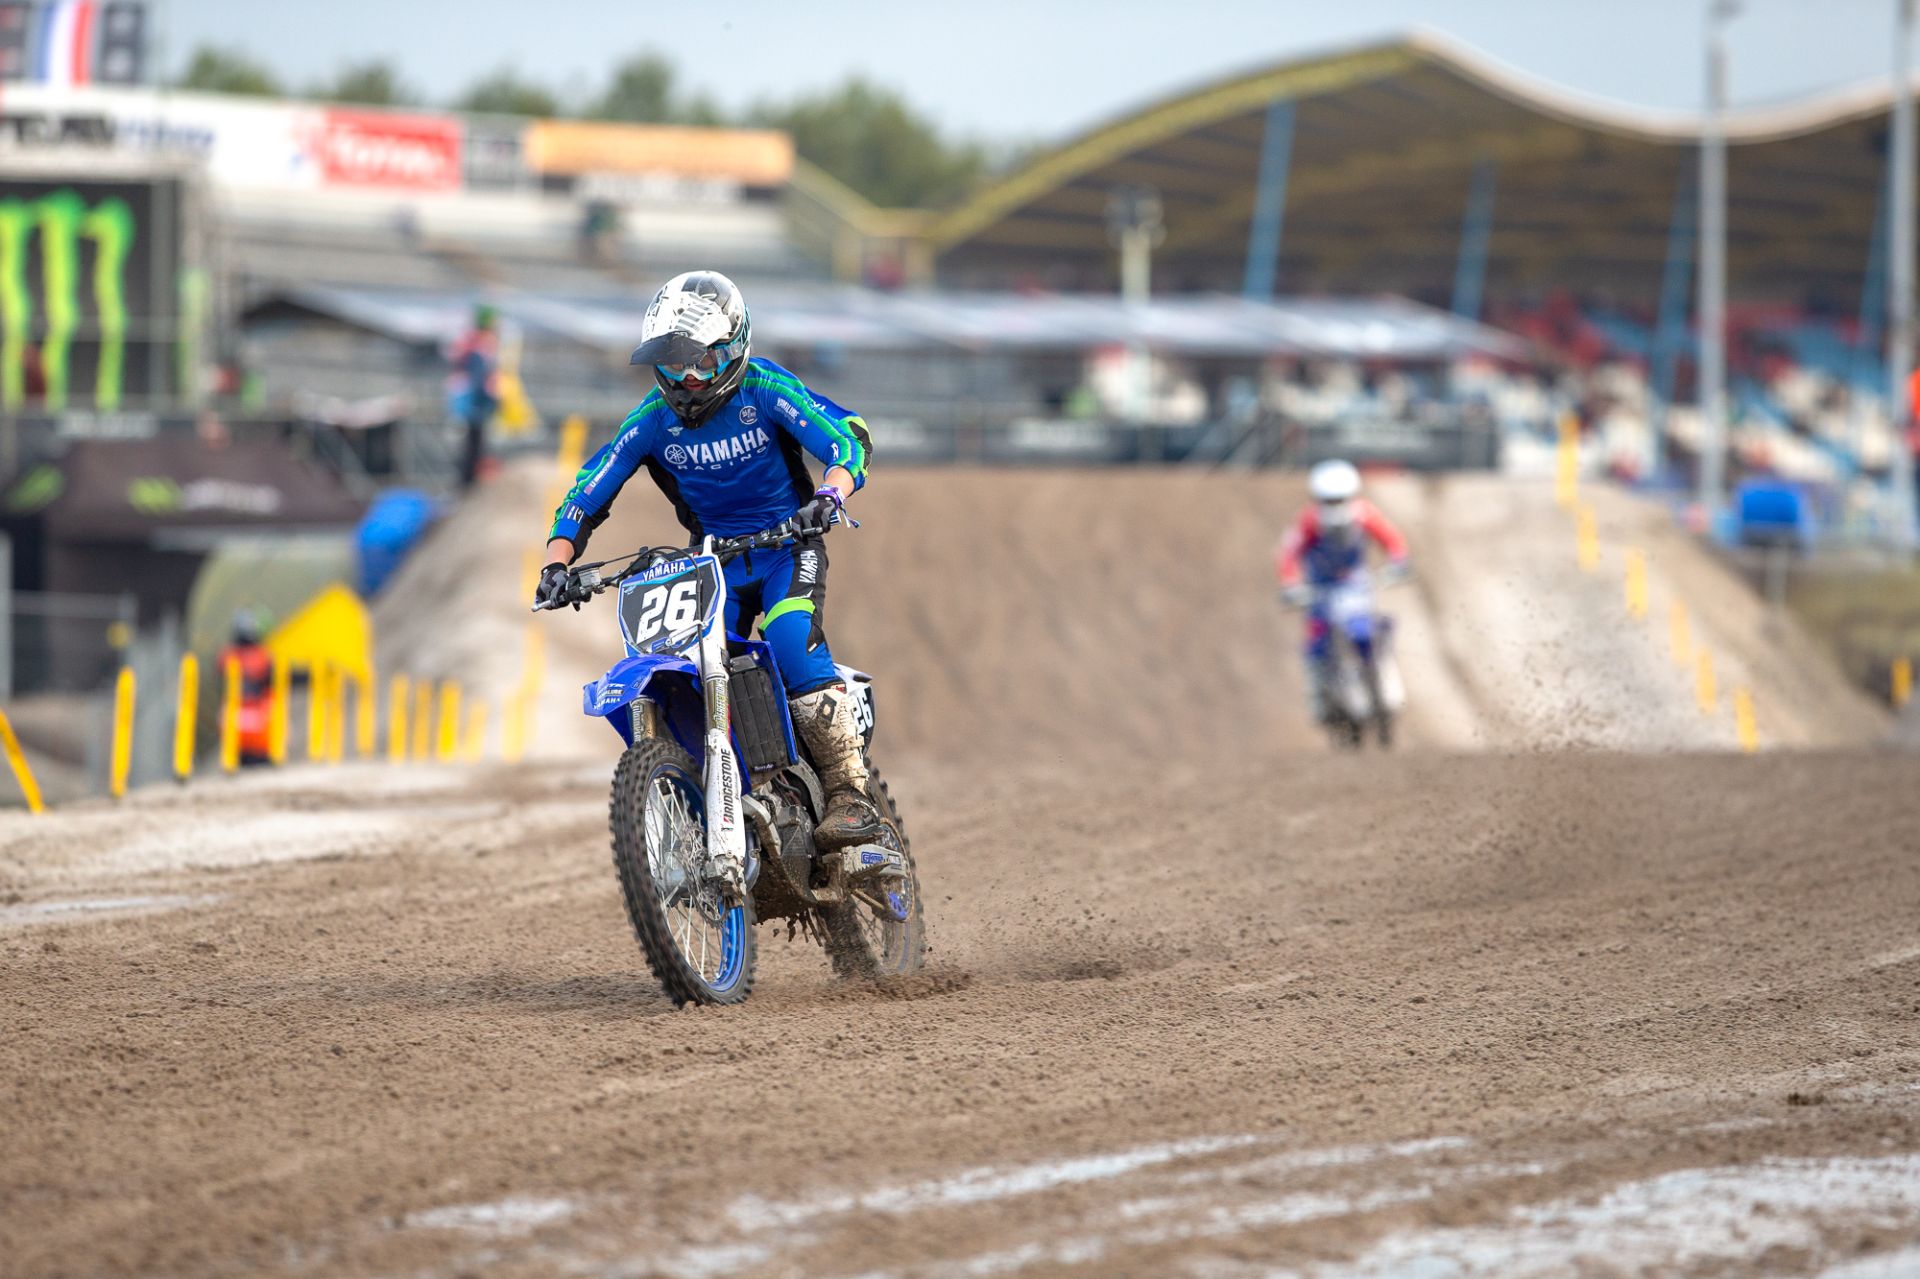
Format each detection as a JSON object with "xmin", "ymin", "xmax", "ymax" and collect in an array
[{"xmin": 175, "ymin": 47, "xmax": 1003, "ymax": 209}]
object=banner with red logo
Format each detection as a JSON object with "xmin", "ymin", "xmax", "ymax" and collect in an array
[{"xmin": 311, "ymin": 109, "xmax": 462, "ymax": 191}]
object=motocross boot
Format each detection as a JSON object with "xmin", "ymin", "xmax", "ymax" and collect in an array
[{"xmin": 789, "ymin": 684, "xmax": 883, "ymax": 849}]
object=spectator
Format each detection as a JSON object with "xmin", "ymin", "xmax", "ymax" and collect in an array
[{"xmin": 446, "ymin": 304, "xmax": 501, "ymax": 491}]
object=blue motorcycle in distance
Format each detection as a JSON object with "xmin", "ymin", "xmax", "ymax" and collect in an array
[{"xmin": 535, "ymin": 519, "xmax": 925, "ymax": 1007}]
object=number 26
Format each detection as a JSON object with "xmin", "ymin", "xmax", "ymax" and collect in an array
[{"xmin": 637, "ymin": 580, "xmax": 700, "ymax": 634}]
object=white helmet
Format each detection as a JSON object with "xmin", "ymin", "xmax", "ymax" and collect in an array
[
  {"xmin": 1308, "ymin": 459, "xmax": 1362, "ymax": 529},
  {"xmin": 629, "ymin": 270, "xmax": 752, "ymax": 424}
]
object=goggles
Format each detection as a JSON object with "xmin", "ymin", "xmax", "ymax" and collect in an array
[{"xmin": 657, "ymin": 346, "xmax": 729, "ymax": 383}]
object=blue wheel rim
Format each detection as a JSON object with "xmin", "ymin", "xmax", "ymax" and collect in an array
[{"xmin": 710, "ymin": 905, "xmax": 747, "ymax": 992}]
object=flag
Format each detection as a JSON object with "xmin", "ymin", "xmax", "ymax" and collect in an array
[{"xmin": 34, "ymin": 0, "xmax": 97, "ymax": 86}]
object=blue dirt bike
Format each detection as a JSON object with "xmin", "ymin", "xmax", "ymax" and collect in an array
[
  {"xmin": 1283, "ymin": 568, "xmax": 1410, "ymax": 751},
  {"xmin": 534, "ymin": 519, "xmax": 925, "ymax": 1007}
]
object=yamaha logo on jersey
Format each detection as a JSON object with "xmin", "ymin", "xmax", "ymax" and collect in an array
[
  {"xmin": 664, "ymin": 426, "xmax": 772, "ymax": 471},
  {"xmin": 738, "ymin": 405, "xmax": 758, "ymax": 426}
]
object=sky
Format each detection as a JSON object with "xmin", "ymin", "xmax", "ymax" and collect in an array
[{"xmin": 162, "ymin": 0, "xmax": 1904, "ymax": 143}]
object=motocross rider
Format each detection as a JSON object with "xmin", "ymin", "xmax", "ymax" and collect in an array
[
  {"xmin": 534, "ymin": 270, "xmax": 881, "ymax": 849},
  {"xmin": 1275, "ymin": 459, "xmax": 1410, "ymax": 724}
]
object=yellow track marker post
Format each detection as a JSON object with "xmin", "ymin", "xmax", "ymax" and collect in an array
[
  {"xmin": 1623, "ymin": 548, "xmax": 1649, "ymax": 619},
  {"xmin": 411, "ymin": 682, "xmax": 433, "ymax": 760},
  {"xmin": 543, "ymin": 414, "xmax": 591, "ymax": 516},
  {"xmin": 385, "ymin": 672, "xmax": 408, "ymax": 760},
  {"xmin": 463, "ymin": 701, "xmax": 489, "ymax": 762},
  {"xmin": 269, "ymin": 655, "xmax": 290, "ymax": 765},
  {"xmin": 1575, "ymin": 504, "xmax": 1600, "ymax": 573},
  {"xmin": 1894, "ymin": 657, "xmax": 1913, "ymax": 708},
  {"xmin": 306, "ymin": 663, "xmax": 328, "ymax": 762},
  {"xmin": 1555, "ymin": 412, "xmax": 1579, "ymax": 509},
  {"xmin": 520, "ymin": 548, "xmax": 542, "ymax": 601},
  {"xmin": 220, "ymin": 656, "xmax": 241, "ymax": 773},
  {"xmin": 0, "ymin": 707, "xmax": 45, "ymax": 813},
  {"xmin": 1668, "ymin": 600, "xmax": 1693, "ymax": 666},
  {"xmin": 522, "ymin": 623, "xmax": 546, "ymax": 699},
  {"xmin": 387, "ymin": 675, "xmax": 410, "ymax": 763},
  {"xmin": 326, "ymin": 666, "xmax": 347, "ymax": 764},
  {"xmin": 355, "ymin": 675, "xmax": 376, "ymax": 757},
  {"xmin": 1695, "ymin": 649, "xmax": 1718, "ymax": 715},
  {"xmin": 436, "ymin": 682, "xmax": 461, "ymax": 761},
  {"xmin": 502, "ymin": 693, "xmax": 529, "ymax": 764},
  {"xmin": 558, "ymin": 413, "xmax": 588, "ymax": 474},
  {"xmin": 1733, "ymin": 687, "xmax": 1759, "ymax": 753},
  {"xmin": 110, "ymin": 666, "xmax": 136, "ymax": 798},
  {"xmin": 172, "ymin": 653, "xmax": 199, "ymax": 781}
]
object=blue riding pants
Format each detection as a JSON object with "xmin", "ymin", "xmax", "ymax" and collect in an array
[{"xmin": 723, "ymin": 539, "xmax": 839, "ymax": 695}]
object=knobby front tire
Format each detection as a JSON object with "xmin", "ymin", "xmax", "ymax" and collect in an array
[{"xmin": 610, "ymin": 737, "xmax": 757, "ymax": 1008}]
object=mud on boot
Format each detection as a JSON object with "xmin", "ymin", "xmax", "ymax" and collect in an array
[
  {"xmin": 815, "ymin": 787, "xmax": 883, "ymax": 850},
  {"xmin": 789, "ymin": 683, "xmax": 882, "ymax": 850}
]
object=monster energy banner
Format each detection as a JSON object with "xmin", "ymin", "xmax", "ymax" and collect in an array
[{"xmin": 0, "ymin": 174, "xmax": 178, "ymax": 411}]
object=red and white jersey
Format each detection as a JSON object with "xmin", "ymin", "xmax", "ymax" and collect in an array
[{"xmin": 1276, "ymin": 498, "xmax": 1408, "ymax": 587}]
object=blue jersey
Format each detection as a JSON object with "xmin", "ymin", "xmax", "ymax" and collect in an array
[{"xmin": 549, "ymin": 357, "xmax": 870, "ymax": 546}]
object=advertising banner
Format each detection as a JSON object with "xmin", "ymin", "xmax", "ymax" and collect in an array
[
  {"xmin": 524, "ymin": 119, "xmax": 793, "ymax": 186},
  {"xmin": 461, "ymin": 115, "xmax": 527, "ymax": 190},
  {"xmin": 309, "ymin": 108, "xmax": 462, "ymax": 191},
  {"xmin": 0, "ymin": 86, "xmax": 467, "ymax": 192},
  {"xmin": 0, "ymin": 173, "xmax": 182, "ymax": 410}
]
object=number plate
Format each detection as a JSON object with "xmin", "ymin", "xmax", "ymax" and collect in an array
[
  {"xmin": 619, "ymin": 557, "xmax": 723, "ymax": 656},
  {"xmin": 850, "ymin": 681, "xmax": 876, "ymax": 740}
]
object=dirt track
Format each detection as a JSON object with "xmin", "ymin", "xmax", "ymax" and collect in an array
[{"xmin": 3, "ymin": 464, "xmax": 1916, "ymax": 1277}]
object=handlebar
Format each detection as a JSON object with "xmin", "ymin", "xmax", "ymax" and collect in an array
[
  {"xmin": 531, "ymin": 515, "xmax": 850, "ymax": 613},
  {"xmin": 1277, "ymin": 563, "xmax": 1415, "ymax": 611}
]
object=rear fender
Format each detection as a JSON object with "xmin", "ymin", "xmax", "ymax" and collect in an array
[{"xmin": 583, "ymin": 653, "xmax": 705, "ymax": 757}]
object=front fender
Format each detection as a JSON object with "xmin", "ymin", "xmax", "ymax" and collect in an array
[{"xmin": 583, "ymin": 652, "xmax": 703, "ymax": 752}]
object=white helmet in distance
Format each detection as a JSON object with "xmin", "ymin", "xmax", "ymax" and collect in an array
[
  {"xmin": 1308, "ymin": 458, "xmax": 1363, "ymax": 529},
  {"xmin": 629, "ymin": 270, "xmax": 752, "ymax": 425}
]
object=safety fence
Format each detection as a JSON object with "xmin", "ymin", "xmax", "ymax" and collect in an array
[{"xmin": 0, "ymin": 419, "xmax": 591, "ymax": 815}]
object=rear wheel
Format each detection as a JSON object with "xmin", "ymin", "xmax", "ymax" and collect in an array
[
  {"xmin": 1360, "ymin": 651, "xmax": 1392, "ymax": 750},
  {"xmin": 823, "ymin": 761, "xmax": 927, "ymax": 979},
  {"xmin": 610, "ymin": 738, "xmax": 756, "ymax": 1007},
  {"xmin": 1329, "ymin": 714, "xmax": 1365, "ymax": 751}
]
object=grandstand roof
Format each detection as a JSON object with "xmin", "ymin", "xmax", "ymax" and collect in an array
[
  {"xmin": 262, "ymin": 282, "xmax": 1527, "ymax": 362},
  {"xmin": 931, "ymin": 31, "xmax": 1908, "ymax": 309}
]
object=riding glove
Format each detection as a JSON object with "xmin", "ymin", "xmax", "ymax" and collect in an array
[
  {"xmin": 534, "ymin": 561, "xmax": 574, "ymax": 610},
  {"xmin": 795, "ymin": 485, "xmax": 845, "ymax": 535}
]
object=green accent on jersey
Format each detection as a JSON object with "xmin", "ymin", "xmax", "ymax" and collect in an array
[
  {"xmin": 741, "ymin": 366, "xmax": 867, "ymax": 480},
  {"xmin": 759, "ymin": 597, "xmax": 815, "ymax": 630}
]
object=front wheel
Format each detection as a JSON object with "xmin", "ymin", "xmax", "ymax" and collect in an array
[
  {"xmin": 610, "ymin": 738, "xmax": 756, "ymax": 1007},
  {"xmin": 822, "ymin": 761, "xmax": 927, "ymax": 980}
]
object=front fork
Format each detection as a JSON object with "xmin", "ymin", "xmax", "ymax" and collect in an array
[{"xmin": 695, "ymin": 565, "xmax": 748, "ymax": 893}]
